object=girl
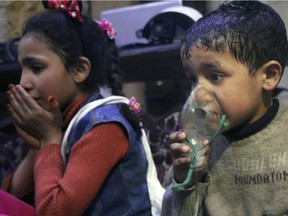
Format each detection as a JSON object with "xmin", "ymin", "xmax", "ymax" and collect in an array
[{"xmin": 5, "ymin": 0, "xmax": 164, "ymax": 215}]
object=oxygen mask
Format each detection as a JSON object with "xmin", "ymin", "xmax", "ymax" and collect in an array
[{"xmin": 173, "ymin": 83, "xmax": 229, "ymax": 190}]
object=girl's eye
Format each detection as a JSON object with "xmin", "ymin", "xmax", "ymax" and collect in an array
[{"xmin": 31, "ymin": 64, "xmax": 44, "ymax": 74}]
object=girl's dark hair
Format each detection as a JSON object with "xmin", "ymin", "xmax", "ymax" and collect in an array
[
  {"xmin": 182, "ymin": 0, "xmax": 288, "ymax": 75},
  {"xmin": 22, "ymin": 7, "xmax": 142, "ymax": 137},
  {"xmin": 22, "ymin": 9, "xmax": 122, "ymax": 94}
]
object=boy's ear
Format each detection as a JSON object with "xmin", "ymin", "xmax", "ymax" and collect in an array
[
  {"xmin": 73, "ymin": 57, "xmax": 91, "ymax": 83},
  {"xmin": 261, "ymin": 60, "xmax": 282, "ymax": 91}
]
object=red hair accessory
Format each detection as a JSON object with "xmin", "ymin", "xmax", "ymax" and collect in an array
[
  {"xmin": 95, "ymin": 19, "xmax": 117, "ymax": 39},
  {"xmin": 129, "ymin": 97, "xmax": 142, "ymax": 114},
  {"xmin": 47, "ymin": 0, "xmax": 83, "ymax": 22}
]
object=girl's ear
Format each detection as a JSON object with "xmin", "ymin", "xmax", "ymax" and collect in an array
[
  {"xmin": 261, "ymin": 60, "xmax": 282, "ymax": 91},
  {"xmin": 73, "ymin": 57, "xmax": 91, "ymax": 83}
]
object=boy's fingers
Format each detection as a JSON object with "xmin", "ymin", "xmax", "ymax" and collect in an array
[{"xmin": 170, "ymin": 130, "xmax": 186, "ymax": 143}]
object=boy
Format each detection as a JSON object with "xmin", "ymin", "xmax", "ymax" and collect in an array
[{"xmin": 162, "ymin": 1, "xmax": 288, "ymax": 215}]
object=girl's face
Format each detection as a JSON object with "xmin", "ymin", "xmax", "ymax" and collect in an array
[
  {"xmin": 182, "ymin": 45, "xmax": 268, "ymax": 132},
  {"xmin": 18, "ymin": 36, "xmax": 83, "ymax": 111}
]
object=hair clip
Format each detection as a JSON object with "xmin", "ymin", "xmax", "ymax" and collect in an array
[
  {"xmin": 129, "ymin": 97, "xmax": 142, "ymax": 114},
  {"xmin": 95, "ymin": 19, "xmax": 117, "ymax": 40},
  {"xmin": 46, "ymin": 0, "xmax": 83, "ymax": 22}
]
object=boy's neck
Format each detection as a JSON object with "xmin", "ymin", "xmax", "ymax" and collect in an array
[{"xmin": 223, "ymin": 99, "xmax": 279, "ymax": 140}]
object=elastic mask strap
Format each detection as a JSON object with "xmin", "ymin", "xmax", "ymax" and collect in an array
[{"xmin": 172, "ymin": 114, "xmax": 228, "ymax": 191}]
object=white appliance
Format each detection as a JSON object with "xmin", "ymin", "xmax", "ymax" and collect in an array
[{"xmin": 100, "ymin": 0, "xmax": 182, "ymax": 48}]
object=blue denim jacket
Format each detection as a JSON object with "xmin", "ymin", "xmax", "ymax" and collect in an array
[{"xmin": 64, "ymin": 93, "xmax": 153, "ymax": 216}]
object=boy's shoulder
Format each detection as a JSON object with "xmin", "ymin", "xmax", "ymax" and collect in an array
[
  {"xmin": 268, "ymin": 101, "xmax": 288, "ymax": 129},
  {"xmin": 278, "ymin": 101, "xmax": 288, "ymax": 115}
]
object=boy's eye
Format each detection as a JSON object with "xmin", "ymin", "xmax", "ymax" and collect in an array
[{"xmin": 209, "ymin": 72, "xmax": 224, "ymax": 82}]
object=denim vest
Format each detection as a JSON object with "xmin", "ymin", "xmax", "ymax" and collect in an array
[{"xmin": 64, "ymin": 95, "xmax": 152, "ymax": 216}]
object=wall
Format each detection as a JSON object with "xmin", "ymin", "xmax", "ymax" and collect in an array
[
  {"xmin": 0, "ymin": 1, "xmax": 43, "ymax": 40},
  {"xmin": 0, "ymin": 1, "xmax": 135, "ymax": 40},
  {"xmin": 91, "ymin": 1, "xmax": 136, "ymax": 19}
]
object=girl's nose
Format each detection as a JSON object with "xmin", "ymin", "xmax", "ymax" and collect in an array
[{"xmin": 19, "ymin": 73, "xmax": 33, "ymax": 90}]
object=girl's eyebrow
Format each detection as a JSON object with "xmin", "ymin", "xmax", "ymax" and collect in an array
[{"xmin": 21, "ymin": 56, "xmax": 40, "ymax": 65}]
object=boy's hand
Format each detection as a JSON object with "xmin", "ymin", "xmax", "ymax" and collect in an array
[
  {"xmin": 170, "ymin": 131, "xmax": 211, "ymax": 186},
  {"xmin": 170, "ymin": 131, "xmax": 191, "ymax": 183}
]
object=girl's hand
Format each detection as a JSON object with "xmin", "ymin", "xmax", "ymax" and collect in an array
[
  {"xmin": 15, "ymin": 124, "xmax": 41, "ymax": 149},
  {"xmin": 170, "ymin": 131, "xmax": 211, "ymax": 186},
  {"xmin": 6, "ymin": 84, "xmax": 63, "ymax": 147}
]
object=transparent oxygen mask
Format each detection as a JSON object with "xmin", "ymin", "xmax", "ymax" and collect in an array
[{"xmin": 173, "ymin": 84, "xmax": 229, "ymax": 191}]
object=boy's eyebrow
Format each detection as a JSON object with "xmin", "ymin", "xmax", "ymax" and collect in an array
[{"xmin": 199, "ymin": 61, "xmax": 222, "ymax": 70}]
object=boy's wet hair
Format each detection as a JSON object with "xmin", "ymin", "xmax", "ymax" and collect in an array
[
  {"xmin": 22, "ymin": 9, "xmax": 122, "ymax": 95},
  {"xmin": 182, "ymin": 0, "xmax": 288, "ymax": 75}
]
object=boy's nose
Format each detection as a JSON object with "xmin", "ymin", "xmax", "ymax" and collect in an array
[{"xmin": 194, "ymin": 84, "xmax": 213, "ymax": 103}]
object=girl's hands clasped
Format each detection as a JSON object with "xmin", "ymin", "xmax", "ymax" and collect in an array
[{"xmin": 6, "ymin": 84, "xmax": 63, "ymax": 147}]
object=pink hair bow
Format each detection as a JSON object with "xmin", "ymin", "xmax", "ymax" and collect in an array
[
  {"xmin": 129, "ymin": 97, "xmax": 142, "ymax": 114},
  {"xmin": 95, "ymin": 19, "xmax": 117, "ymax": 39},
  {"xmin": 47, "ymin": 0, "xmax": 83, "ymax": 22}
]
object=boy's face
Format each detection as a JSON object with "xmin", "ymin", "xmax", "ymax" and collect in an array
[{"xmin": 182, "ymin": 45, "xmax": 268, "ymax": 132}]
